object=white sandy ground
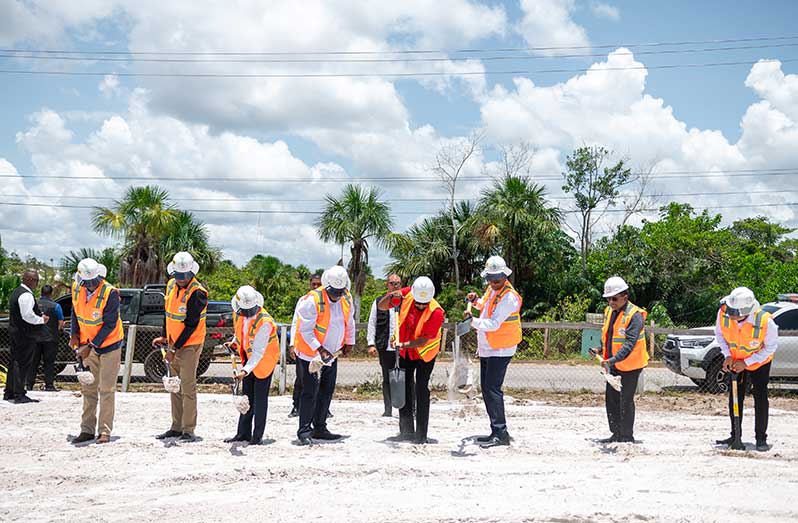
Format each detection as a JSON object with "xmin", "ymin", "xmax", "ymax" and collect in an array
[{"xmin": 1, "ymin": 392, "xmax": 797, "ymax": 523}]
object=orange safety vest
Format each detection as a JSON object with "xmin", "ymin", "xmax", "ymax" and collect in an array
[
  {"xmin": 601, "ymin": 302, "xmax": 649, "ymax": 372},
  {"xmin": 398, "ymin": 292, "xmax": 443, "ymax": 362},
  {"xmin": 294, "ymin": 288, "xmax": 353, "ymax": 358},
  {"xmin": 71, "ymin": 280, "xmax": 124, "ymax": 348},
  {"xmin": 717, "ymin": 304, "xmax": 773, "ymax": 371},
  {"xmin": 164, "ymin": 277, "xmax": 208, "ymax": 347},
  {"xmin": 478, "ymin": 282, "xmax": 523, "ymax": 349},
  {"xmin": 234, "ymin": 308, "xmax": 280, "ymax": 379}
]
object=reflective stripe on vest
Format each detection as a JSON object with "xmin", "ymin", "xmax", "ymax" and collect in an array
[
  {"xmin": 600, "ymin": 302, "xmax": 649, "ymax": 372},
  {"xmin": 718, "ymin": 306, "xmax": 772, "ymax": 371},
  {"xmin": 234, "ymin": 309, "xmax": 280, "ymax": 379},
  {"xmin": 295, "ymin": 289, "xmax": 352, "ymax": 358},
  {"xmin": 480, "ymin": 282, "xmax": 523, "ymax": 349},
  {"xmin": 71, "ymin": 280, "xmax": 124, "ymax": 348},
  {"xmin": 398, "ymin": 292, "xmax": 443, "ymax": 363},
  {"xmin": 164, "ymin": 277, "xmax": 208, "ymax": 346}
]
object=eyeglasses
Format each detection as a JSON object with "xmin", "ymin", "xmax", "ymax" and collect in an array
[
  {"xmin": 387, "ymin": 281, "xmax": 402, "ymax": 286},
  {"xmin": 607, "ymin": 295, "xmax": 623, "ymax": 302}
]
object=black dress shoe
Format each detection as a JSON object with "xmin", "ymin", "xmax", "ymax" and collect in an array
[
  {"xmin": 288, "ymin": 407, "xmax": 299, "ymax": 418},
  {"xmin": 249, "ymin": 438, "xmax": 263, "ymax": 445},
  {"xmin": 413, "ymin": 436, "xmax": 437, "ymax": 445},
  {"xmin": 14, "ymin": 395, "xmax": 39, "ymax": 404},
  {"xmin": 179, "ymin": 433, "xmax": 197, "ymax": 442},
  {"xmin": 715, "ymin": 436, "xmax": 734, "ymax": 445},
  {"xmin": 616, "ymin": 436, "xmax": 636, "ymax": 443},
  {"xmin": 597, "ymin": 435, "xmax": 619, "ymax": 444},
  {"xmin": 297, "ymin": 436, "xmax": 313, "ymax": 446},
  {"xmin": 475, "ymin": 434, "xmax": 495, "ymax": 443},
  {"xmin": 156, "ymin": 430, "xmax": 182, "ymax": 440},
  {"xmin": 382, "ymin": 411, "xmax": 393, "ymax": 417},
  {"xmin": 224, "ymin": 435, "xmax": 249, "ymax": 443},
  {"xmin": 387, "ymin": 433, "xmax": 415, "ymax": 442},
  {"xmin": 312, "ymin": 430, "xmax": 341, "ymax": 440},
  {"xmin": 72, "ymin": 432, "xmax": 96, "ymax": 444},
  {"xmin": 479, "ymin": 436, "xmax": 510, "ymax": 448},
  {"xmin": 755, "ymin": 440, "xmax": 770, "ymax": 452}
]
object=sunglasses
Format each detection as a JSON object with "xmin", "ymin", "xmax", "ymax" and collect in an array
[
  {"xmin": 388, "ymin": 281, "xmax": 402, "ymax": 286},
  {"xmin": 607, "ymin": 295, "xmax": 623, "ymax": 302}
]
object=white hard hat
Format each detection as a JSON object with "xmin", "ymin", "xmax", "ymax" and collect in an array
[
  {"xmin": 231, "ymin": 285, "xmax": 264, "ymax": 313},
  {"xmin": 480, "ymin": 255, "xmax": 512, "ymax": 279},
  {"xmin": 167, "ymin": 251, "xmax": 199, "ymax": 277},
  {"xmin": 74, "ymin": 258, "xmax": 107, "ymax": 285},
  {"xmin": 602, "ymin": 276, "xmax": 629, "ymax": 298},
  {"xmin": 724, "ymin": 287, "xmax": 759, "ymax": 317},
  {"xmin": 411, "ymin": 276, "xmax": 435, "ymax": 304},
  {"xmin": 323, "ymin": 265, "xmax": 349, "ymax": 290}
]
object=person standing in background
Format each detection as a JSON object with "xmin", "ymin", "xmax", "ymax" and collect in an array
[{"xmin": 27, "ymin": 284, "xmax": 64, "ymax": 392}]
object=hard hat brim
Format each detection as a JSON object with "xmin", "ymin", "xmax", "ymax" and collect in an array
[
  {"xmin": 480, "ymin": 267, "xmax": 512, "ymax": 279},
  {"xmin": 602, "ymin": 285, "xmax": 629, "ymax": 298},
  {"xmin": 167, "ymin": 260, "xmax": 200, "ymax": 276}
]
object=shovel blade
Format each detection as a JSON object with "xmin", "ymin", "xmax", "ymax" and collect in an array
[
  {"xmin": 389, "ymin": 368, "xmax": 406, "ymax": 409},
  {"xmin": 455, "ymin": 318, "xmax": 472, "ymax": 336}
]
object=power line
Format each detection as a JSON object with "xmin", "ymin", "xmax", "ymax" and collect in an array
[
  {"xmin": 4, "ymin": 42, "xmax": 798, "ymax": 64},
  {"xmin": 2, "ymin": 57, "xmax": 797, "ymax": 79},
  {"xmin": 3, "ymin": 34, "xmax": 797, "ymax": 56}
]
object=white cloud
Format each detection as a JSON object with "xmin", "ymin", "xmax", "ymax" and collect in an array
[
  {"xmin": 98, "ymin": 74, "xmax": 120, "ymax": 99},
  {"xmin": 516, "ymin": 0, "xmax": 590, "ymax": 56},
  {"xmin": 591, "ymin": 2, "xmax": 620, "ymax": 21}
]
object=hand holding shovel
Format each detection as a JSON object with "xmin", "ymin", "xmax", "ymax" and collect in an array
[
  {"xmin": 224, "ymin": 343, "xmax": 250, "ymax": 414},
  {"xmin": 73, "ymin": 345, "xmax": 95, "ymax": 385},
  {"xmin": 158, "ymin": 345, "xmax": 181, "ymax": 393},
  {"xmin": 589, "ymin": 348, "xmax": 622, "ymax": 392}
]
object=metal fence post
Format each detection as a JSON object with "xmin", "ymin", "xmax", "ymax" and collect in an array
[
  {"xmin": 121, "ymin": 325, "xmax": 137, "ymax": 392},
  {"xmin": 543, "ymin": 328, "xmax": 550, "ymax": 357},
  {"xmin": 648, "ymin": 320, "xmax": 655, "ymax": 357},
  {"xmin": 278, "ymin": 324, "xmax": 287, "ymax": 395}
]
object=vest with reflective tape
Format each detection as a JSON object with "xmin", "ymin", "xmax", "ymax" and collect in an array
[
  {"xmin": 398, "ymin": 293, "xmax": 443, "ymax": 362},
  {"xmin": 718, "ymin": 305, "xmax": 773, "ymax": 371},
  {"xmin": 480, "ymin": 282, "xmax": 523, "ymax": 349},
  {"xmin": 234, "ymin": 308, "xmax": 280, "ymax": 379},
  {"xmin": 165, "ymin": 277, "xmax": 208, "ymax": 347},
  {"xmin": 294, "ymin": 288, "xmax": 353, "ymax": 358},
  {"xmin": 71, "ymin": 280, "xmax": 124, "ymax": 348},
  {"xmin": 601, "ymin": 303, "xmax": 649, "ymax": 372}
]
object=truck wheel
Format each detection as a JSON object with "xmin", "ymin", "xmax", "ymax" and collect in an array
[
  {"xmin": 144, "ymin": 350, "xmax": 166, "ymax": 383},
  {"xmin": 702, "ymin": 357, "xmax": 728, "ymax": 394}
]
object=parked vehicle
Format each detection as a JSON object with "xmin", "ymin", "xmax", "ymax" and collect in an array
[{"xmin": 663, "ymin": 294, "xmax": 798, "ymax": 392}]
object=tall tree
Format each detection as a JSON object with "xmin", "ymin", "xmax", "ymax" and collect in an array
[
  {"xmin": 431, "ymin": 131, "xmax": 483, "ymax": 290},
  {"xmin": 316, "ymin": 184, "xmax": 393, "ymax": 321},
  {"xmin": 562, "ymin": 146, "xmax": 633, "ymax": 273},
  {"xmin": 160, "ymin": 210, "xmax": 221, "ymax": 274},
  {"xmin": 60, "ymin": 247, "xmax": 121, "ymax": 283}
]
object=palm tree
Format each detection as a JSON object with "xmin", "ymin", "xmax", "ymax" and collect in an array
[
  {"xmin": 160, "ymin": 210, "xmax": 221, "ymax": 275},
  {"xmin": 92, "ymin": 185, "xmax": 179, "ymax": 287},
  {"xmin": 474, "ymin": 175, "xmax": 563, "ymax": 285},
  {"xmin": 316, "ymin": 184, "xmax": 393, "ymax": 321},
  {"xmin": 60, "ymin": 247, "xmax": 121, "ymax": 283}
]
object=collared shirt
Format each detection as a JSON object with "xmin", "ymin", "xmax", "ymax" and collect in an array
[
  {"xmin": 367, "ymin": 299, "xmax": 397, "ymax": 351},
  {"xmin": 604, "ymin": 302, "xmax": 645, "ymax": 365},
  {"xmin": 18, "ymin": 284, "xmax": 45, "ymax": 325},
  {"xmin": 296, "ymin": 293, "xmax": 355, "ymax": 363},
  {"xmin": 715, "ymin": 312, "xmax": 779, "ymax": 367},
  {"xmin": 471, "ymin": 289, "xmax": 521, "ymax": 358},
  {"xmin": 232, "ymin": 313, "xmax": 273, "ymax": 375}
]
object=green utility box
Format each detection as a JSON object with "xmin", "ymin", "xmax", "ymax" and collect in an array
[{"xmin": 581, "ymin": 313, "xmax": 604, "ymax": 359}]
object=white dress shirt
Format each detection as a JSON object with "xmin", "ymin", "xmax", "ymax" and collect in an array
[
  {"xmin": 472, "ymin": 289, "xmax": 521, "ymax": 358},
  {"xmin": 366, "ymin": 299, "xmax": 396, "ymax": 351},
  {"xmin": 232, "ymin": 313, "xmax": 273, "ymax": 375},
  {"xmin": 296, "ymin": 294, "xmax": 356, "ymax": 363},
  {"xmin": 715, "ymin": 310, "xmax": 779, "ymax": 367},
  {"xmin": 19, "ymin": 284, "xmax": 45, "ymax": 325}
]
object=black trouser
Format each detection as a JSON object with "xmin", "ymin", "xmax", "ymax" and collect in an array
[
  {"xmin": 398, "ymin": 356, "xmax": 436, "ymax": 440},
  {"xmin": 297, "ymin": 358, "xmax": 337, "ymax": 439},
  {"xmin": 236, "ymin": 372, "xmax": 272, "ymax": 442},
  {"xmin": 605, "ymin": 367, "xmax": 642, "ymax": 440},
  {"xmin": 727, "ymin": 362, "xmax": 771, "ymax": 442},
  {"xmin": 377, "ymin": 348, "xmax": 394, "ymax": 414},
  {"xmin": 4, "ymin": 334, "xmax": 35, "ymax": 399},
  {"xmin": 292, "ymin": 358, "xmax": 302, "ymax": 409},
  {"xmin": 480, "ymin": 356, "xmax": 512, "ymax": 437},
  {"xmin": 26, "ymin": 341, "xmax": 58, "ymax": 389}
]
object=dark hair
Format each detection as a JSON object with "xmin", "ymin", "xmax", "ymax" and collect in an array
[
  {"xmin": 310, "ymin": 274, "xmax": 322, "ymax": 280},
  {"xmin": 41, "ymin": 284, "xmax": 53, "ymax": 296}
]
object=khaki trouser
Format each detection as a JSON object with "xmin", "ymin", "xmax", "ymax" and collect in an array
[
  {"xmin": 81, "ymin": 348, "xmax": 122, "ymax": 436},
  {"xmin": 169, "ymin": 344, "xmax": 202, "ymax": 434}
]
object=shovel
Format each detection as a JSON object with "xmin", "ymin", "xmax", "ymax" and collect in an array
[
  {"xmin": 455, "ymin": 299, "xmax": 474, "ymax": 336},
  {"xmin": 590, "ymin": 349, "xmax": 622, "ymax": 392},
  {"xmin": 159, "ymin": 346, "xmax": 182, "ymax": 394},
  {"xmin": 225, "ymin": 344, "xmax": 250, "ymax": 415},
  {"xmin": 73, "ymin": 345, "xmax": 95, "ymax": 385},
  {"xmin": 729, "ymin": 372, "xmax": 745, "ymax": 450},
  {"xmin": 388, "ymin": 304, "xmax": 406, "ymax": 409},
  {"xmin": 309, "ymin": 347, "xmax": 341, "ymax": 374}
]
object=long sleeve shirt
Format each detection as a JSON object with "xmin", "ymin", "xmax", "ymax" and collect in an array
[
  {"xmin": 471, "ymin": 290, "xmax": 520, "ymax": 358},
  {"xmin": 604, "ymin": 304, "xmax": 645, "ymax": 366},
  {"xmin": 161, "ymin": 289, "xmax": 208, "ymax": 349},
  {"xmin": 232, "ymin": 315, "xmax": 273, "ymax": 375},
  {"xmin": 289, "ymin": 299, "xmax": 302, "ymax": 348},
  {"xmin": 296, "ymin": 295, "xmax": 355, "ymax": 363},
  {"xmin": 715, "ymin": 313, "xmax": 779, "ymax": 367},
  {"xmin": 366, "ymin": 299, "xmax": 396, "ymax": 351},
  {"xmin": 71, "ymin": 286, "xmax": 121, "ymax": 354},
  {"xmin": 18, "ymin": 284, "xmax": 45, "ymax": 325}
]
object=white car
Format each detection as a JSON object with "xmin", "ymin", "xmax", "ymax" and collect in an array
[{"xmin": 663, "ymin": 294, "xmax": 798, "ymax": 393}]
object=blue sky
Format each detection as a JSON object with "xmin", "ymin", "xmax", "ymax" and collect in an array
[{"xmin": 1, "ymin": 0, "xmax": 797, "ymax": 270}]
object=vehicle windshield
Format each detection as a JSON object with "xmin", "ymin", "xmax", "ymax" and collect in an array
[{"xmin": 762, "ymin": 304, "xmax": 783, "ymax": 314}]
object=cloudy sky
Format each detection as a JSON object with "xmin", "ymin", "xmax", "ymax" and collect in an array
[{"xmin": 1, "ymin": 0, "xmax": 797, "ymax": 274}]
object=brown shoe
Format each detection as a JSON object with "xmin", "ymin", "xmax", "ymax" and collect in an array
[{"xmin": 96, "ymin": 434, "xmax": 111, "ymax": 444}]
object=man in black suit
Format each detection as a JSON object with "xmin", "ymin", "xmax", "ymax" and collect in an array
[
  {"xmin": 4, "ymin": 270, "xmax": 48, "ymax": 404},
  {"xmin": 367, "ymin": 274, "xmax": 402, "ymax": 417},
  {"xmin": 27, "ymin": 284, "xmax": 65, "ymax": 392}
]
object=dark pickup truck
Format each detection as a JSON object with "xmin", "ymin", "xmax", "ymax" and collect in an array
[{"xmin": 1, "ymin": 284, "xmax": 233, "ymax": 383}]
